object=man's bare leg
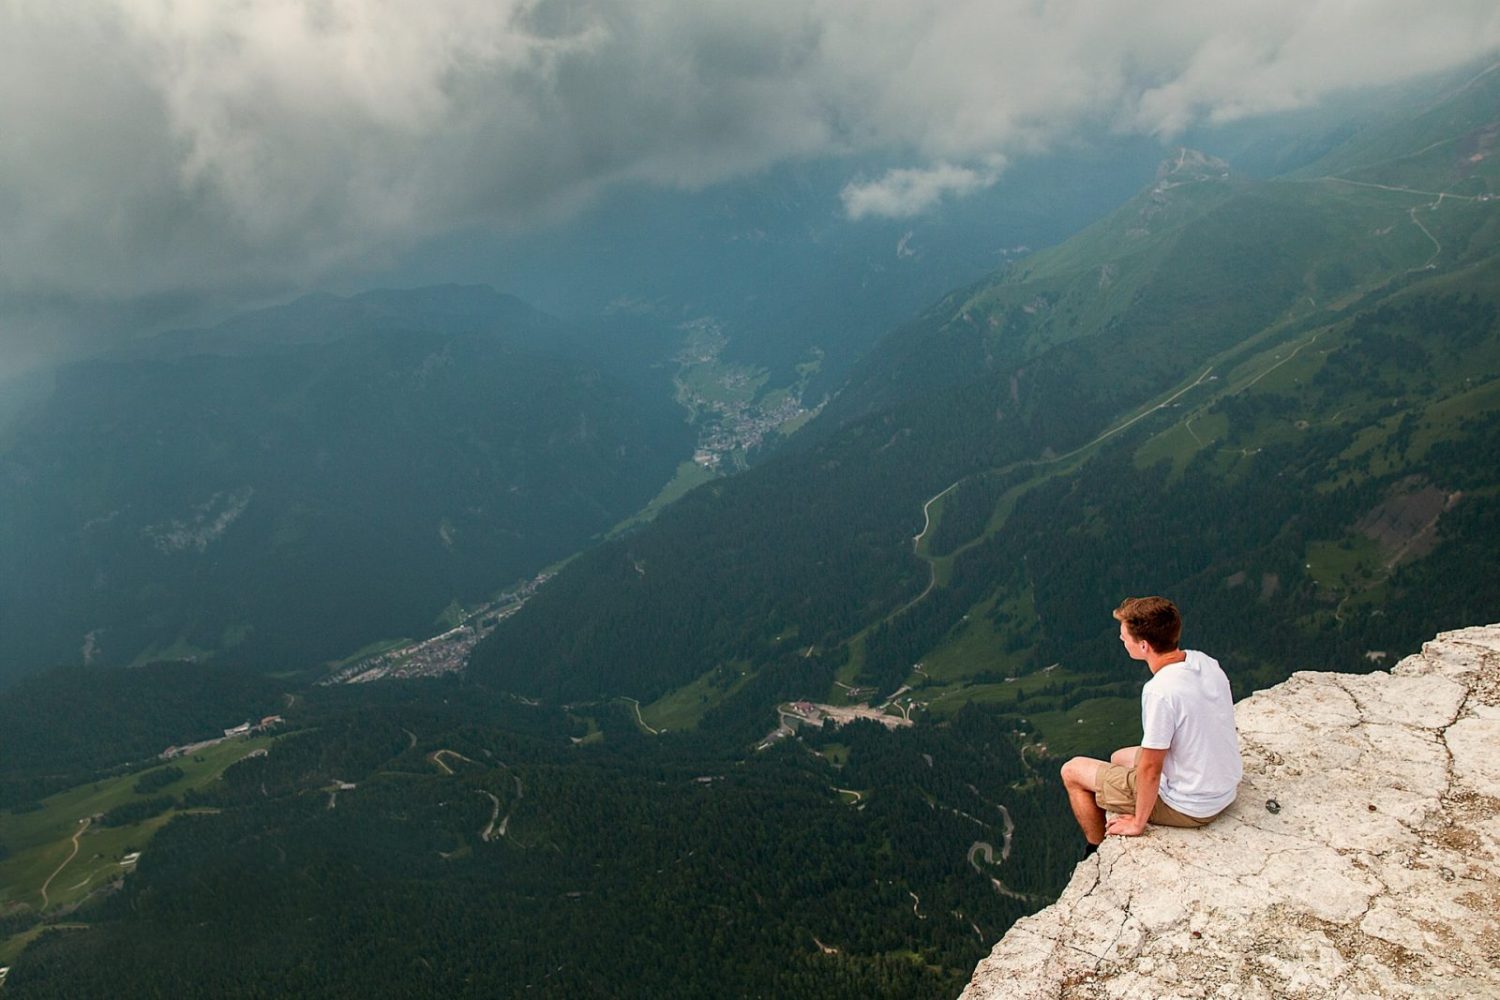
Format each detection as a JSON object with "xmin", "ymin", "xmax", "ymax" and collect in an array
[
  {"xmin": 1110, "ymin": 745, "xmax": 1141, "ymax": 768},
  {"xmin": 1060, "ymin": 757, "xmax": 1108, "ymax": 845}
]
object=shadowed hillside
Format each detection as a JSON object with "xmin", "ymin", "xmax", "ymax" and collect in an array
[{"xmin": 0, "ymin": 288, "xmax": 692, "ymax": 681}]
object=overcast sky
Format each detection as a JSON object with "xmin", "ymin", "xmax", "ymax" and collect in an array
[{"xmin": 2, "ymin": 0, "xmax": 1499, "ymax": 372}]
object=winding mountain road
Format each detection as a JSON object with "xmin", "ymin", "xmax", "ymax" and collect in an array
[
  {"xmin": 496, "ymin": 771, "xmax": 525, "ymax": 838},
  {"xmin": 428, "ymin": 749, "xmax": 480, "ymax": 775},
  {"xmin": 39, "ymin": 817, "xmax": 90, "ymax": 909},
  {"xmin": 478, "ymin": 790, "xmax": 502, "ymax": 842},
  {"xmin": 622, "ymin": 697, "xmax": 659, "ymax": 735},
  {"xmin": 901, "ymin": 366, "xmax": 1216, "ymax": 615},
  {"xmin": 967, "ymin": 839, "xmax": 1040, "ymax": 904}
]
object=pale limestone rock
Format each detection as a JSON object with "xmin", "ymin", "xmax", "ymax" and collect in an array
[{"xmin": 961, "ymin": 623, "xmax": 1500, "ymax": 1000}]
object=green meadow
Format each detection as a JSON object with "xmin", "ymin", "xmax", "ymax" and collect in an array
[
  {"xmin": 0, "ymin": 734, "xmax": 277, "ymax": 920},
  {"xmin": 1024, "ymin": 697, "xmax": 1142, "ymax": 761},
  {"xmin": 641, "ymin": 660, "xmax": 755, "ymax": 732},
  {"xmin": 609, "ymin": 460, "xmax": 719, "ymax": 537}
]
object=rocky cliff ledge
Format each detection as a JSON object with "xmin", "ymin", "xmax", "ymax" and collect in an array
[{"xmin": 962, "ymin": 624, "xmax": 1500, "ymax": 999}]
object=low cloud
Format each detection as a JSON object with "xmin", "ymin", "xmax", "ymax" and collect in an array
[
  {"xmin": 2, "ymin": 0, "xmax": 1499, "ymax": 366},
  {"xmin": 841, "ymin": 162, "xmax": 1003, "ymax": 220}
]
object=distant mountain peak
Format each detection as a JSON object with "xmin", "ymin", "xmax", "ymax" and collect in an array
[
  {"xmin": 1128, "ymin": 148, "xmax": 1232, "ymax": 234},
  {"xmin": 1154, "ymin": 147, "xmax": 1231, "ymax": 185}
]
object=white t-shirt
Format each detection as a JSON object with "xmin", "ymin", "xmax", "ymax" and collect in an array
[{"xmin": 1140, "ymin": 649, "xmax": 1242, "ymax": 818}]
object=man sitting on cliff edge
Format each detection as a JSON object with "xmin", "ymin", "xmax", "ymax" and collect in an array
[{"xmin": 1060, "ymin": 596, "xmax": 1242, "ymax": 855}]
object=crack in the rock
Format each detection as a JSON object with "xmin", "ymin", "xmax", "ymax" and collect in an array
[
  {"xmin": 1330, "ymin": 667, "xmax": 1470, "ymax": 734},
  {"xmin": 1061, "ymin": 940, "xmax": 1107, "ymax": 965},
  {"xmin": 1432, "ymin": 678, "xmax": 1468, "ymax": 815},
  {"xmin": 1073, "ymin": 859, "xmax": 1102, "ymax": 901},
  {"xmin": 1093, "ymin": 901, "xmax": 1134, "ymax": 971}
]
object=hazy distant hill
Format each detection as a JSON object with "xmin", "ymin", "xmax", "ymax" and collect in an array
[
  {"xmin": 472, "ymin": 63, "xmax": 1500, "ymax": 748},
  {"xmin": 409, "ymin": 145, "xmax": 1179, "ymax": 395},
  {"xmin": 0, "ymin": 287, "xmax": 692, "ymax": 682}
]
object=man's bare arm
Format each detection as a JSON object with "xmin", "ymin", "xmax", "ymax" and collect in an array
[{"xmin": 1106, "ymin": 746, "xmax": 1166, "ymax": 837}]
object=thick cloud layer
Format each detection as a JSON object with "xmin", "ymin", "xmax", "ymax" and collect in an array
[{"xmin": 2, "ymin": 0, "xmax": 1499, "ymax": 360}]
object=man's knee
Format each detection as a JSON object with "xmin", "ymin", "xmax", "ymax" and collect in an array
[{"xmin": 1060, "ymin": 756, "xmax": 1101, "ymax": 791}]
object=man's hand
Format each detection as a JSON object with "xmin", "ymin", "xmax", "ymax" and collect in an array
[
  {"xmin": 1111, "ymin": 746, "xmax": 1166, "ymax": 838},
  {"xmin": 1105, "ymin": 814, "xmax": 1148, "ymax": 837}
]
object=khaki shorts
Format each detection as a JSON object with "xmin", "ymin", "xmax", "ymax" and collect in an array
[{"xmin": 1094, "ymin": 762, "xmax": 1220, "ymax": 828}]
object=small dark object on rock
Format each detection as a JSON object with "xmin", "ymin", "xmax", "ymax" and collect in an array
[
  {"xmin": 1265, "ymin": 799, "xmax": 1281, "ymax": 814},
  {"xmin": 1367, "ymin": 803, "xmax": 1377, "ymax": 812},
  {"xmin": 1439, "ymin": 867, "xmax": 1456, "ymax": 882},
  {"xmin": 1191, "ymin": 931, "xmax": 1202, "ymax": 939}
]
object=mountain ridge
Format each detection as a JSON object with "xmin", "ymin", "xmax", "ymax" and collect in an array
[{"xmin": 472, "ymin": 64, "xmax": 1500, "ymax": 752}]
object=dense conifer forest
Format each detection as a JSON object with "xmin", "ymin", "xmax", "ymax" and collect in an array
[{"xmin": 2, "ymin": 676, "xmax": 1078, "ymax": 997}]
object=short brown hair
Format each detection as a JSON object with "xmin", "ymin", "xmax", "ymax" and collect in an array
[{"xmin": 1113, "ymin": 596, "xmax": 1182, "ymax": 653}]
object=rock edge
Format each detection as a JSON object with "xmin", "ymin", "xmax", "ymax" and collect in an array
[{"xmin": 961, "ymin": 623, "xmax": 1500, "ymax": 999}]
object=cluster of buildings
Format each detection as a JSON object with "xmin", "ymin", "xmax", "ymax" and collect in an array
[
  {"xmin": 691, "ymin": 392, "xmax": 814, "ymax": 469},
  {"xmin": 321, "ymin": 573, "xmax": 552, "ymax": 686},
  {"xmin": 785, "ymin": 700, "xmax": 913, "ymax": 731},
  {"xmin": 160, "ymin": 714, "xmax": 282, "ymax": 760},
  {"xmin": 758, "ymin": 698, "xmax": 915, "ymax": 751}
]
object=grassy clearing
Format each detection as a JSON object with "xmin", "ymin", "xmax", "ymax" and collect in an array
[
  {"xmin": 900, "ymin": 577, "xmax": 1040, "ymax": 689},
  {"xmin": 0, "ymin": 924, "xmax": 48, "ymax": 965},
  {"xmin": 565, "ymin": 714, "xmax": 604, "ymax": 746},
  {"xmin": 641, "ymin": 664, "xmax": 751, "ymax": 732},
  {"xmin": 817, "ymin": 743, "xmax": 850, "ymax": 767},
  {"xmin": 434, "ymin": 599, "xmax": 469, "ymax": 629},
  {"xmin": 918, "ymin": 662, "xmax": 1094, "ymax": 718},
  {"xmin": 776, "ymin": 407, "xmax": 820, "ymax": 438},
  {"xmin": 923, "ymin": 470, "xmax": 1051, "ymax": 580},
  {"xmin": 1133, "ymin": 421, "xmax": 1199, "ymax": 472},
  {"xmin": 832, "ymin": 635, "xmax": 869, "ymax": 696},
  {"xmin": 916, "ymin": 604, "xmax": 1007, "ymax": 682},
  {"xmin": 1133, "ymin": 410, "xmax": 1232, "ymax": 476},
  {"xmin": 919, "ymin": 682, "xmax": 1018, "ymax": 716},
  {"xmin": 1335, "ymin": 414, "xmax": 1407, "ymax": 479},
  {"xmin": 1305, "ymin": 536, "xmax": 1385, "ymax": 590},
  {"xmin": 609, "ymin": 461, "xmax": 718, "ymax": 537},
  {"xmin": 1026, "ymin": 697, "xmax": 1141, "ymax": 761},
  {"xmin": 1215, "ymin": 323, "xmax": 1331, "ymax": 400},
  {"xmin": 324, "ymin": 636, "xmax": 413, "ymax": 671},
  {"xmin": 126, "ymin": 635, "xmax": 213, "ymax": 668},
  {"xmin": 677, "ymin": 361, "xmax": 770, "ymax": 408},
  {"xmin": 0, "ymin": 734, "xmax": 276, "ymax": 916},
  {"xmin": 758, "ymin": 387, "xmax": 792, "ymax": 410},
  {"xmin": 1410, "ymin": 377, "xmax": 1500, "ymax": 454},
  {"xmin": 915, "ymin": 595, "xmax": 1042, "ymax": 686},
  {"xmin": 982, "ymin": 477, "xmax": 1044, "ymax": 538}
]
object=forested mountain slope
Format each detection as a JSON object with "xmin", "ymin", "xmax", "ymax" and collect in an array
[
  {"xmin": 0, "ymin": 288, "xmax": 691, "ymax": 681},
  {"xmin": 473, "ymin": 65, "xmax": 1500, "ymax": 753},
  {"xmin": 1, "ymin": 664, "xmax": 1080, "ymax": 999}
]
